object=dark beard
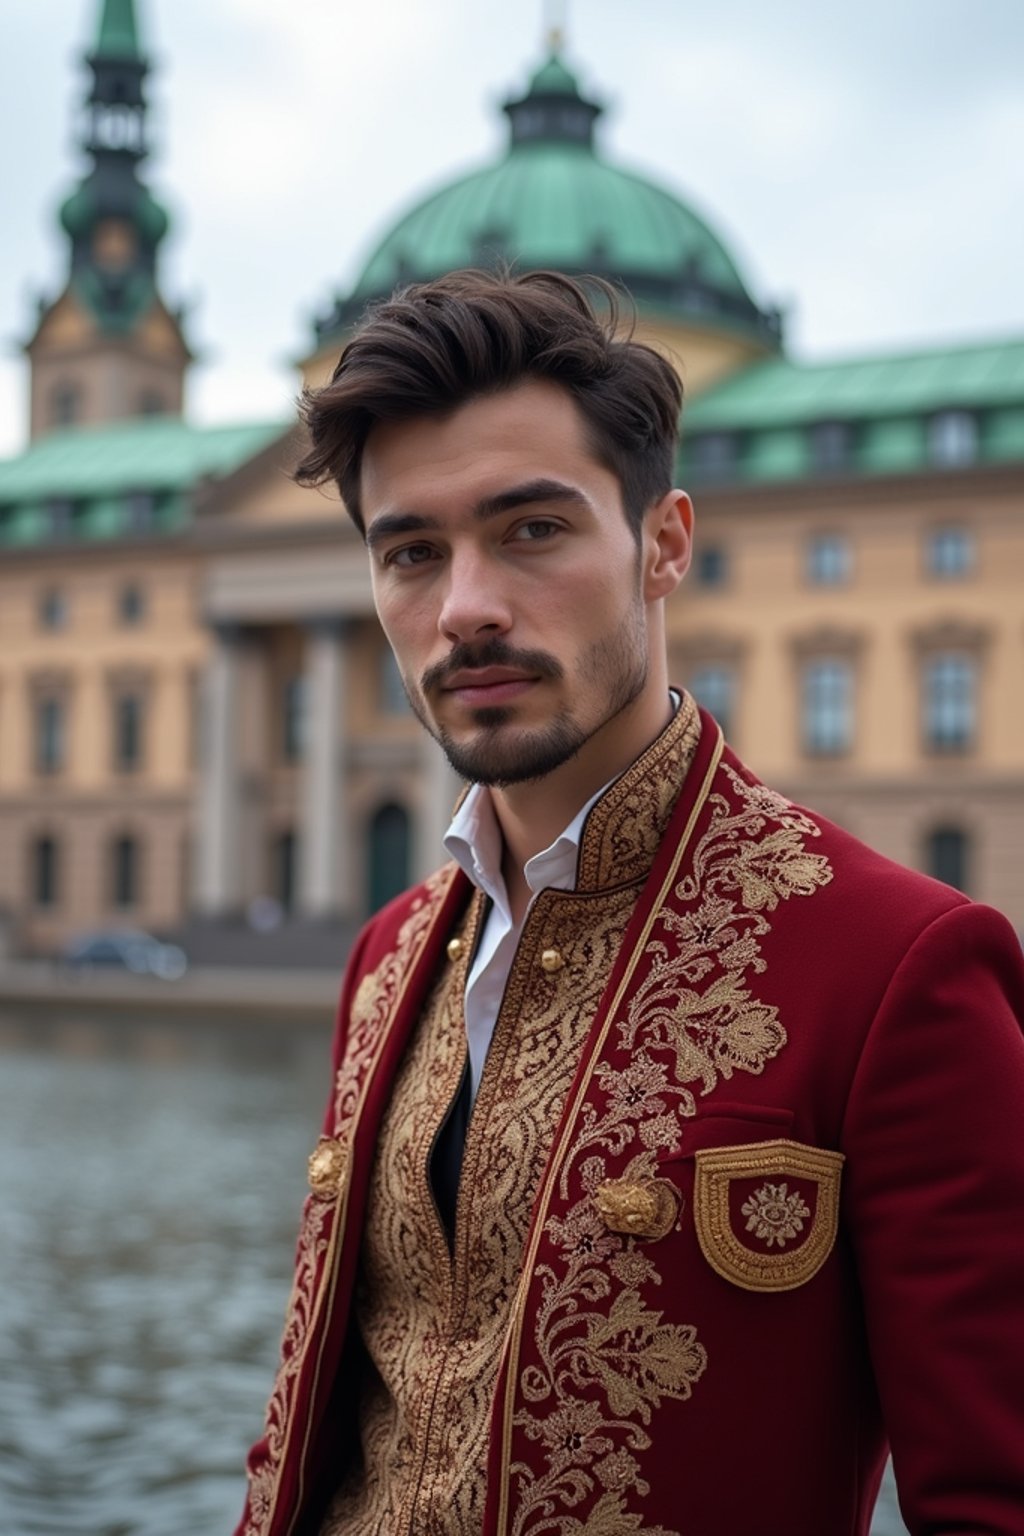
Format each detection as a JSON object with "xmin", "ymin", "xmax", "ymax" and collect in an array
[{"xmin": 405, "ymin": 617, "xmax": 648, "ymax": 787}]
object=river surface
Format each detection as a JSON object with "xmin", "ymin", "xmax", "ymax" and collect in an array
[{"xmin": 0, "ymin": 1013, "xmax": 907, "ymax": 1535}]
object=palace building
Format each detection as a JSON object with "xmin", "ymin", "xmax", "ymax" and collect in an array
[{"xmin": 1, "ymin": 0, "xmax": 1022, "ymax": 957}]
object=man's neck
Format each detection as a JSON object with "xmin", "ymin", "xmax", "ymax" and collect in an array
[{"xmin": 492, "ymin": 688, "xmax": 676, "ymax": 925}]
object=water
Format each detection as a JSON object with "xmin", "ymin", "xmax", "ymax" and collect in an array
[{"xmin": 0, "ymin": 1018, "xmax": 907, "ymax": 1535}]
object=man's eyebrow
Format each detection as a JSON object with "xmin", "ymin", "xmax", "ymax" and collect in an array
[
  {"xmin": 364, "ymin": 512, "xmax": 437, "ymax": 553},
  {"xmin": 365, "ymin": 480, "xmax": 589, "ymax": 552},
  {"xmin": 473, "ymin": 479, "xmax": 590, "ymax": 519}
]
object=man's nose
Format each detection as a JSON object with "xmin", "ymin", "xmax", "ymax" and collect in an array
[{"xmin": 437, "ymin": 548, "xmax": 512, "ymax": 643}]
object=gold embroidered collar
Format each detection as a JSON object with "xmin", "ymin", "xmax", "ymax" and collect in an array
[{"xmin": 573, "ymin": 689, "xmax": 702, "ymax": 893}]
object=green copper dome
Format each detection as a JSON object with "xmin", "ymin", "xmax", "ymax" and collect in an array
[{"xmin": 315, "ymin": 50, "xmax": 780, "ymax": 349}]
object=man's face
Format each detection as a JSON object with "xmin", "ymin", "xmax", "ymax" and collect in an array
[{"xmin": 362, "ymin": 379, "xmax": 661, "ymax": 787}]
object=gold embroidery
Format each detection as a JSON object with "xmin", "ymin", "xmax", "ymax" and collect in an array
[
  {"xmin": 242, "ymin": 866, "xmax": 455, "ymax": 1536},
  {"xmin": 500, "ymin": 741, "xmax": 835, "ymax": 1535},
  {"xmin": 576, "ymin": 693, "xmax": 701, "ymax": 891},
  {"xmin": 741, "ymin": 1181, "xmax": 809, "ymax": 1248},
  {"xmin": 323, "ymin": 706, "xmax": 705, "ymax": 1536},
  {"xmin": 593, "ymin": 1177, "xmax": 679, "ymax": 1240},
  {"xmin": 693, "ymin": 1139, "xmax": 845, "ymax": 1292}
]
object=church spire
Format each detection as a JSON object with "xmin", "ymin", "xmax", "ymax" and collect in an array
[{"xmin": 25, "ymin": 0, "xmax": 190, "ymax": 438}]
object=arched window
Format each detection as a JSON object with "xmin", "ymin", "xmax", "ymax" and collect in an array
[
  {"xmin": 368, "ymin": 803, "xmax": 411, "ymax": 914},
  {"xmin": 925, "ymin": 827, "xmax": 969, "ymax": 893},
  {"xmin": 112, "ymin": 834, "xmax": 139, "ymax": 909}
]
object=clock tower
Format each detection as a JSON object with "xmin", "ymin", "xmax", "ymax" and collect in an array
[{"xmin": 25, "ymin": 0, "xmax": 191, "ymax": 438}]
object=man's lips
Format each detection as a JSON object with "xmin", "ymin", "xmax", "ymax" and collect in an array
[{"xmin": 441, "ymin": 668, "xmax": 539, "ymax": 705}]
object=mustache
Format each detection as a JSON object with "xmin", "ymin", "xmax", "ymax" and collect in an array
[{"xmin": 421, "ymin": 638, "xmax": 564, "ymax": 695}]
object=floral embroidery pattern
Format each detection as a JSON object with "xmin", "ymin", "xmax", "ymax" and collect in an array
[
  {"xmin": 241, "ymin": 868, "xmax": 454, "ymax": 1536},
  {"xmin": 741, "ymin": 1181, "xmax": 810, "ymax": 1248},
  {"xmin": 508, "ymin": 755, "xmax": 833, "ymax": 1534}
]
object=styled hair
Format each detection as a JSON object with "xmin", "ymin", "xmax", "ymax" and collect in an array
[{"xmin": 294, "ymin": 267, "xmax": 683, "ymax": 538}]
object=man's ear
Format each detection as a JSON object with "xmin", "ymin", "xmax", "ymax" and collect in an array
[{"xmin": 643, "ymin": 490, "xmax": 693, "ymax": 602}]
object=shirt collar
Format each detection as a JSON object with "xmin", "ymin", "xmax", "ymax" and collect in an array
[
  {"xmin": 444, "ymin": 777, "xmax": 609, "ymax": 920},
  {"xmin": 444, "ymin": 692, "xmax": 684, "ymax": 917}
]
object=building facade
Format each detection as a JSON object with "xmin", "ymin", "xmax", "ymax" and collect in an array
[{"xmin": 1, "ymin": 0, "xmax": 1022, "ymax": 955}]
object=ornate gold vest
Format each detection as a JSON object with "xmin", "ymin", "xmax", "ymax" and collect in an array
[{"xmin": 320, "ymin": 699, "xmax": 702, "ymax": 1534}]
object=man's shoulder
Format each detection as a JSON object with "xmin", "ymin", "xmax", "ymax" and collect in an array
[{"xmin": 716, "ymin": 742, "xmax": 973, "ymax": 936}]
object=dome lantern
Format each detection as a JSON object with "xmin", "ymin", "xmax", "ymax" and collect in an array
[{"xmin": 502, "ymin": 49, "xmax": 602, "ymax": 150}]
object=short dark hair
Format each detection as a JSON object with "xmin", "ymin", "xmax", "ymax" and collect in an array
[{"xmin": 294, "ymin": 268, "xmax": 683, "ymax": 538}]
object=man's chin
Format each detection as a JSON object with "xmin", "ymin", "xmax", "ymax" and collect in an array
[{"xmin": 435, "ymin": 718, "xmax": 587, "ymax": 788}]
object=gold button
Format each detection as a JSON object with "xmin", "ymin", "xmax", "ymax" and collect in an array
[
  {"xmin": 540, "ymin": 947, "xmax": 564, "ymax": 973},
  {"xmin": 447, "ymin": 937, "xmax": 464, "ymax": 962},
  {"xmin": 308, "ymin": 1136, "xmax": 349, "ymax": 1199}
]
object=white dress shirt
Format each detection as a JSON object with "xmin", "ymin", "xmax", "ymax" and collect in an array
[{"xmin": 443, "ymin": 779, "xmax": 607, "ymax": 1103}]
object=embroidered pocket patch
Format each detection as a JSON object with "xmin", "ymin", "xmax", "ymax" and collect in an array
[{"xmin": 693, "ymin": 1138, "xmax": 844, "ymax": 1292}]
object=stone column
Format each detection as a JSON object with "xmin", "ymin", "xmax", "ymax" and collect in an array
[
  {"xmin": 415, "ymin": 734, "xmax": 464, "ymax": 882},
  {"xmin": 195, "ymin": 623, "xmax": 243, "ymax": 918},
  {"xmin": 299, "ymin": 618, "xmax": 348, "ymax": 918}
]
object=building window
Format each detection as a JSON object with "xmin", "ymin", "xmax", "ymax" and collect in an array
[
  {"xmin": 924, "ymin": 653, "xmax": 976, "ymax": 753},
  {"xmin": 47, "ymin": 499, "xmax": 75, "ymax": 539},
  {"xmin": 39, "ymin": 587, "xmax": 67, "ymax": 630},
  {"xmin": 927, "ymin": 525, "xmax": 974, "ymax": 579},
  {"xmin": 925, "ymin": 826, "xmax": 969, "ymax": 893},
  {"xmin": 36, "ymin": 697, "xmax": 65, "ymax": 775},
  {"xmin": 928, "ymin": 410, "xmax": 978, "ymax": 468},
  {"xmin": 126, "ymin": 492, "xmax": 157, "ymax": 533},
  {"xmin": 689, "ymin": 432, "xmax": 739, "ymax": 480},
  {"xmin": 33, "ymin": 835, "xmax": 59, "ymax": 908},
  {"xmin": 694, "ymin": 545, "xmax": 729, "ymax": 588},
  {"xmin": 117, "ymin": 583, "xmax": 145, "ymax": 625},
  {"xmin": 368, "ymin": 803, "xmax": 411, "ymax": 914},
  {"xmin": 112, "ymin": 835, "xmax": 139, "ymax": 909},
  {"xmin": 282, "ymin": 677, "xmax": 307, "ymax": 762},
  {"xmin": 274, "ymin": 830, "xmax": 296, "ymax": 912},
  {"xmin": 806, "ymin": 532, "xmax": 851, "ymax": 586},
  {"xmin": 379, "ymin": 649, "xmax": 409, "ymax": 715},
  {"xmin": 689, "ymin": 664, "xmax": 736, "ymax": 738},
  {"xmin": 809, "ymin": 421, "xmax": 854, "ymax": 474},
  {"xmin": 52, "ymin": 383, "xmax": 80, "ymax": 428},
  {"xmin": 114, "ymin": 694, "xmax": 144, "ymax": 772},
  {"xmin": 802, "ymin": 658, "xmax": 853, "ymax": 757}
]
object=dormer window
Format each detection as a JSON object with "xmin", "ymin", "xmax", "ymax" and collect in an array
[
  {"xmin": 810, "ymin": 421, "xmax": 854, "ymax": 474},
  {"xmin": 928, "ymin": 410, "xmax": 978, "ymax": 468},
  {"xmin": 689, "ymin": 432, "xmax": 739, "ymax": 481}
]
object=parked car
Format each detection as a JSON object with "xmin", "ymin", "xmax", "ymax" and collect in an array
[{"xmin": 61, "ymin": 929, "xmax": 188, "ymax": 981}]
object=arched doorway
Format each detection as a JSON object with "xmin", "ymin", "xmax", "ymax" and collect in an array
[{"xmin": 368, "ymin": 803, "xmax": 411, "ymax": 914}]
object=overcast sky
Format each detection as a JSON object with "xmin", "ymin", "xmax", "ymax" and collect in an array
[{"xmin": 2, "ymin": 0, "xmax": 1022, "ymax": 457}]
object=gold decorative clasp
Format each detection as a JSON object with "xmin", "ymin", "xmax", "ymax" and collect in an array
[
  {"xmin": 593, "ymin": 1176, "xmax": 680, "ymax": 1240},
  {"xmin": 307, "ymin": 1134, "xmax": 350, "ymax": 1200}
]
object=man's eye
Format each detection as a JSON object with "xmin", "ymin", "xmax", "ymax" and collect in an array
[
  {"xmin": 512, "ymin": 519, "xmax": 560, "ymax": 542},
  {"xmin": 387, "ymin": 543, "xmax": 436, "ymax": 568}
]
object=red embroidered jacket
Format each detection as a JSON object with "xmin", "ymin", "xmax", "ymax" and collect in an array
[{"xmin": 235, "ymin": 712, "xmax": 1024, "ymax": 1536}]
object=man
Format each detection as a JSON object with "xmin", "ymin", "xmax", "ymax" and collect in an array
[{"xmin": 236, "ymin": 270, "xmax": 1024, "ymax": 1536}]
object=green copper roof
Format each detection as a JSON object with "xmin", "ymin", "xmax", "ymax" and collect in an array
[
  {"xmin": 0, "ymin": 418, "xmax": 286, "ymax": 503},
  {"xmin": 348, "ymin": 148, "xmax": 751, "ymax": 305},
  {"xmin": 679, "ymin": 336, "xmax": 1024, "ymax": 483},
  {"xmin": 95, "ymin": 0, "xmax": 142, "ymax": 60},
  {"xmin": 684, "ymin": 337, "xmax": 1024, "ymax": 430},
  {"xmin": 527, "ymin": 53, "xmax": 580, "ymax": 95},
  {"xmin": 316, "ymin": 49, "xmax": 778, "ymax": 349}
]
